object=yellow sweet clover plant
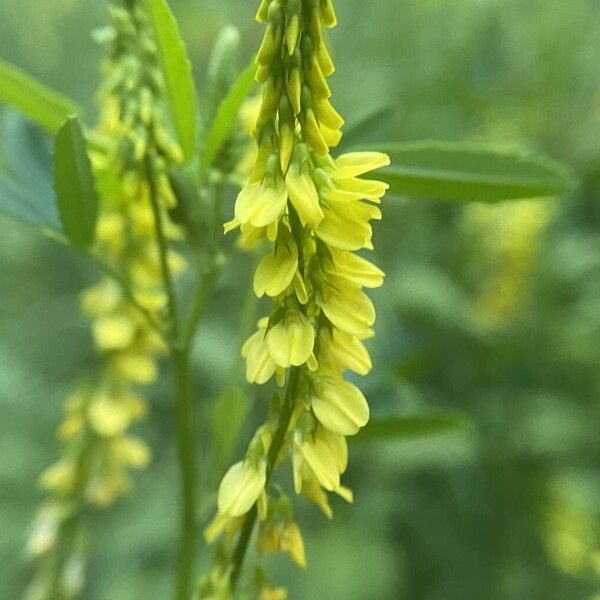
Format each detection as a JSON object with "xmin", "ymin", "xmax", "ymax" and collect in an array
[
  {"xmin": 26, "ymin": 2, "xmax": 184, "ymax": 597},
  {"xmin": 0, "ymin": 1, "xmax": 574, "ymax": 599},
  {"xmin": 201, "ymin": 0, "xmax": 390, "ymax": 595}
]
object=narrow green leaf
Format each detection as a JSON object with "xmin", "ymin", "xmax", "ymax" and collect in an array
[
  {"xmin": 199, "ymin": 62, "xmax": 257, "ymax": 178},
  {"xmin": 374, "ymin": 141, "xmax": 573, "ymax": 202},
  {"xmin": 53, "ymin": 117, "xmax": 99, "ymax": 249},
  {"xmin": 0, "ymin": 59, "xmax": 79, "ymax": 133},
  {"xmin": 353, "ymin": 412, "xmax": 473, "ymax": 444},
  {"xmin": 340, "ymin": 105, "xmax": 395, "ymax": 150},
  {"xmin": 147, "ymin": 0, "xmax": 197, "ymax": 162},
  {"xmin": 211, "ymin": 387, "xmax": 249, "ymax": 471}
]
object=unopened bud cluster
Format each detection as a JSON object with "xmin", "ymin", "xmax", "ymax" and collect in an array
[{"xmin": 203, "ymin": 0, "xmax": 390, "ymax": 595}]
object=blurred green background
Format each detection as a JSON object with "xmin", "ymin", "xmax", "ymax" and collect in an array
[{"xmin": 2, "ymin": 0, "xmax": 600, "ymax": 598}]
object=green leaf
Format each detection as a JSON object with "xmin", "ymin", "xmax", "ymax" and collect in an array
[
  {"xmin": 353, "ymin": 412, "xmax": 473, "ymax": 444},
  {"xmin": 0, "ymin": 113, "xmax": 61, "ymax": 231},
  {"xmin": 0, "ymin": 172, "xmax": 57, "ymax": 231},
  {"xmin": 1, "ymin": 112, "xmax": 53, "ymax": 197},
  {"xmin": 199, "ymin": 62, "xmax": 257, "ymax": 179},
  {"xmin": 147, "ymin": 0, "xmax": 198, "ymax": 162},
  {"xmin": 340, "ymin": 105, "xmax": 395, "ymax": 150},
  {"xmin": 0, "ymin": 59, "xmax": 79, "ymax": 133},
  {"xmin": 211, "ymin": 387, "xmax": 249, "ymax": 470},
  {"xmin": 374, "ymin": 141, "xmax": 573, "ymax": 202},
  {"xmin": 53, "ymin": 117, "xmax": 99, "ymax": 250}
]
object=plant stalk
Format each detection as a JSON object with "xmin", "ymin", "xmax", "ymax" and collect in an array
[
  {"xmin": 146, "ymin": 155, "xmax": 199, "ymax": 599},
  {"xmin": 173, "ymin": 345, "xmax": 197, "ymax": 600},
  {"xmin": 229, "ymin": 367, "xmax": 302, "ymax": 590}
]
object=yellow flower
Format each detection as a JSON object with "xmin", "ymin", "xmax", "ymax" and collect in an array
[
  {"xmin": 266, "ymin": 311, "xmax": 315, "ymax": 368},
  {"xmin": 281, "ymin": 521, "xmax": 306, "ymax": 568},
  {"xmin": 87, "ymin": 393, "xmax": 132, "ymax": 437},
  {"xmin": 316, "ymin": 203, "xmax": 373, "ymax": 251},
  {"xmin": 254, "ymin": 242, "xmax": 298, "ymax": 298},
  {"xmin": 319, "ymin": 328, "xmax": 372, "ymax": 376},
  {"xmin": 217, "ymin": 460, "xmax": 267, "ymax": 518},
  {"xmin": 286, "ymin": 161, "xmax": 325, "ymax": 227},
  {"xmin": 242, "ymin": 322, "xmax": 278, "ymax": 385},
  {"xmin": 316, "ymin": 282, "xmax": 375, "ymax": 337},
  {"xmin": 311, "ymin": 377, "xmax": 369, "ymax": 436},
  {"xmin": 334, "ymin": 152, "xmax": 391, "ymax": 179},
  {"xmin": 92, "ymin": 314, "xmax": 137, "ymax": 351},
  {"xmin": 235, "ymin": 177, "xmax": 287, "ymax": 228},
  {"xmin": 294, "ymin": 428, "xmax": 353, "ymax": 502},
  {"xmin": 325, "ymin": 249, "xmax": 385, "ymax": 289},
  {"xmin": 300, "ymin": 478, "xmax": 333, "ymax": 519}
]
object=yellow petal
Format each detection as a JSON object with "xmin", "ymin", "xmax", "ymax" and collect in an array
[
  {"xmin": 281, "ymin": 521, "xmax": 306, "ymax": 568},
  {"xmin": 111, "ymin": 437, "xmax": 151, "ymax": 468},
  {"xmin": 334, "ymin": 152, "xmax": 390, "ymax": 179},
  {"xmin": 81, "ymin": 280, "xmax": 122, "ymax": 316},
  {"xmin": 235, "ymin": 179, "xmax": 288, "ymax": 227},
  {"xmin": 92, "ymin": 314, "xmax": 136, "ymax": 351},
  {"xmin": 316, "ymin": 207, "xmax": 371, "ymax": 251},
  {"xmin": 301, "ymin": 479, "xmax": 333, "ymax": 519},
  {"xmin": 312, "ymin": 377, "xmax": 370, "ymax": 435},
  {"xmin": 88, "ymin": 394, "xmax": 131, "ymax": 437},
  {"xmin": 286, "ymin": 164, "xmax": 324, "ymax": 227},
  {"xmin": 334, "ymin": 176, "xmax": 389, "ymax": 200},
  {"xmin": 254, "ymin": 244, "xmax": 298, "ymax": 298},
  {"xmin": 218, "ymin": 461, "xmax": 267, "ymax": 517},
  {"xmin": 317, "ymin": 285, "xmax": 375, "ymax": 336},
  {"xmin": 320, "ymin": 124, "xmax": 342, "ymax": 148},
  {"xmin": 320, "ymin": 428, "xmax": 348, "ymax": 473},
  {"xmin": 325, "ymin": 329, "xmax": 372, "ymax": 376},
  {"xmin": 327, "ymin": 250, "xmax": 385, "ymax": 289},
  {"xmin": 113, "ymin": 352, "xmax": 157, "ymax": 384},
  {"xmin": 267, "ymin": 311, "xmax": 315, "ymax": 367},
  {"xmin": 300, "ymin": 436, "xmax": 340, "ymax": 491},
  {"xmin": 243, "ymin": 330, "xmax": 277, "ymax": 385}
]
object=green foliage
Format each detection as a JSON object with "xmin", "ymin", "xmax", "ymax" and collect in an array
[
  {"xmin": 147, "ymin": 0, "xmax": 198, "ymax": 162},
  {"xmin": 0, "ymin": 59, "xmax": 79, "ymax": 134},
  {"xmin": 210, "ymin": 387, "xmax": 249, "ymax": 472},
  {"xmin": 0, "ymin": 172, "xmax": 54, "ymax": 231},
  {"xmin": 353, "ymin": 412, "xmax": 472, "ymax": 444},
  {"xmin": 377, "ymin": 141, "xmax": 574, "ymax": 202},
  {"xmin": 340, "ymin": 105, "xmax": 395, "ymax": 150},
  {"xmin": 53, "ymin": 117, "xmax": 98, "ymax": 250},
  {"xmin": 199, "ymin": 62, "xmax": 257, "ymax": 178},
  {"xmin": 0, "ymin": 113, "xmax": 60, "ymax": 231}
]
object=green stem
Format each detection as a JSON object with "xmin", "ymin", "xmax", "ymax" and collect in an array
[
  {"xmin": 173, "ymin": 346, "xmax": 197, "ymax": 600},
  {"xmin": 146, "ymin": 155, "xmax": 179, "ymax": 339},
  {"xmin": 229, "ymin": 367, "xmax": 302, "ymax": 590},
  {"xmin": 146, "ymin": 155, "xmax": 198, "ymax": 600}
]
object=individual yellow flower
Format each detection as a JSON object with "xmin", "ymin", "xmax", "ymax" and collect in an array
[
  {"xmin": 234, "ymin": 176, "xmax": 288, "ymax": 228},
  {"xmin": 266, "ymin": 311, "xmax": 315, "ymax": 368},
  {"xmin": 310, "ymin": 378, "xmax": 370, "ymax": 436},
  {"xmin": 218, "ymin": 460, "xmax": 267, "ymax": 518},
  {"xmin": 253, "ymin": 240, "xmax": 298, "ymax": 298}
]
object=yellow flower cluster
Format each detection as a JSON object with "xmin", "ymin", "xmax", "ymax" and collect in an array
[
  {"xmin": 203, "ymin": 0, "xmax": 389, "ymax": 592},
  {"xmin": 26, "ymin": 2, "xmax": 183, "ymax": 597}
]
